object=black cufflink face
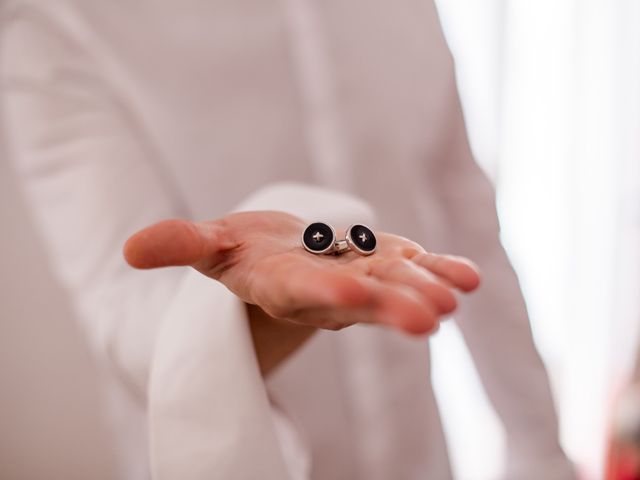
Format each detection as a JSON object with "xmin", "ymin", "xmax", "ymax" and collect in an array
[
  {"xmin": 346, "ymin": 224, "xmax": 377, "ymax": 255},
  {"xmin": 302, "ymin": 222, "xmax": 337, "ymax": 254}
]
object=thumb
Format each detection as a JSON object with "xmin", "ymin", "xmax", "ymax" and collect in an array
[{"xmin": 123, "ymin": 219, "xmax": 236, "ymax": 269}]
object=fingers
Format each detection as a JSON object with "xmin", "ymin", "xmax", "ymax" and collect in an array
[
  {"xmin": 256, "ymin": 262, "xmax": 374, "ymax": 318},
  {"xmin": 369, "ymin": 258, "xmax": 457, "ymax": 314},
  {"xmin": 410, "ymin": 252, "xmax": 481, "ymax": 292},
  {"xmin": 366, "ymin": 279, "xmax": 440, "ymax": 334},
  {"xmin": 287, "ymin": 280, "xmax": 439, "ymax": 335},
  {"xmin": 256, "ymin": 262, "xmax": 438, "ymax": 335},
  {"xmin": 123, "ymin": 219, "xmax": 237, "ymax": 269}
]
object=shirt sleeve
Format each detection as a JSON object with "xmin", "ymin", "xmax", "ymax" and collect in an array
[
  {"xmin": 435, "ymin": 81, "xmax": 575, "ymax": 479},
  {"xmin": 150, "ymin": 184, "xmax": 374, "ymax": 480},
  {"xmin": 0, "ymin": 6, "xmax": 374, "ymax": 480}
]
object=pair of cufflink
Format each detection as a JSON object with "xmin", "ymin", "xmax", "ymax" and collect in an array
[{"xmin": 302, "ymin": 222, "xmax": 377, "ymax": 256}]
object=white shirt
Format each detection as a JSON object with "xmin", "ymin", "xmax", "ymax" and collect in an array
[{"xmin": 1, "ymin": 0, "xmax": 573, "ymax": 478}]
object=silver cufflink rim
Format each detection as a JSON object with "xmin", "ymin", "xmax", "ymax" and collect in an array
[
  {"xmin": 301, "ymin": 222, "xmax": 338, "ymax": 255},
  {"xmin": 345, "ymin": 223, "xmax": 377, "ymax": 256}
]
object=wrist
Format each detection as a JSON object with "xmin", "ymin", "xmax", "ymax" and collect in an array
[{"xmin": 246, "ymin": 303, "xmax": 316, "ymax": 376}]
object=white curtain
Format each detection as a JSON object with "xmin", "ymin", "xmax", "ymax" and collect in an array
[{"xmin": 433, "ymin": 1, "xmax": 640, "ymax": 479}]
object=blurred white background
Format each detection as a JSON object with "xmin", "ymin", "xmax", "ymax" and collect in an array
[
  {"xmin": 433, "ymin": 1, "xmax": 640, "ymax": 479},
  {"xmin": 2, "ymin": 1, "xmax": 639, "ymax": 479}
]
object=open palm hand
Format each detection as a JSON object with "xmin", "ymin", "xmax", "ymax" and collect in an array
[{"xmin": 124, "ymin": 211, "xmax": 479, "ymax": 335}]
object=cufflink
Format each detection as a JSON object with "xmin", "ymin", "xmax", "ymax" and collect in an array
[
  {"xmin": 302, "ymin": 222, "xmax": 338, "ymax": 254},
  {"xmin": 345, "ymin": 224, "xmax": 377, "ymax": 255}
]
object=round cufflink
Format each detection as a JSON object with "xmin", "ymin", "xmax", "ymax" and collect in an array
[
  {"xmin": 345, "ymin": 224, "xmax": 377, "ymax": 255},
  {"xmin": 302, "ymin": 222, "xmax": 338, "ymax": 254}
]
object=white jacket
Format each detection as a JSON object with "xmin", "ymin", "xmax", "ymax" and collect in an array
[{"xmin": 1, "ymin": 0, "xmax": 572, "ymax": 478}]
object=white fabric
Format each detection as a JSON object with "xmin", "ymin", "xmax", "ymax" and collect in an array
[
  {"xmin": 0, "ymin": 0, "xmax": 573, "ymax": 479},
  {"xmin": 439, "ymin": 2, "xmax": 640, "ymax": 476}
]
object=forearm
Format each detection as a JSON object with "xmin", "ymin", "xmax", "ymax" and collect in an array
[{"xmin": 247, "ymin": 303, "xmax": 317, "ymax": 376}]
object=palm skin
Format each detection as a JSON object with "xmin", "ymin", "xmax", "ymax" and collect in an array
[{"xmin": 124, "ymin": 210, "xmax": 480, "ymax": 336}]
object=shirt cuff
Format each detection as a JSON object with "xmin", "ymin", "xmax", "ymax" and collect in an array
[{"xmin": 231, "ymin": 181, "xmax": 376, "ymax": 228}]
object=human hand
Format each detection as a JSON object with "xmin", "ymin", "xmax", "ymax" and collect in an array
[{"xmin": 123, "ymin": 211, "xmax": 480, "ymax": 335}]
